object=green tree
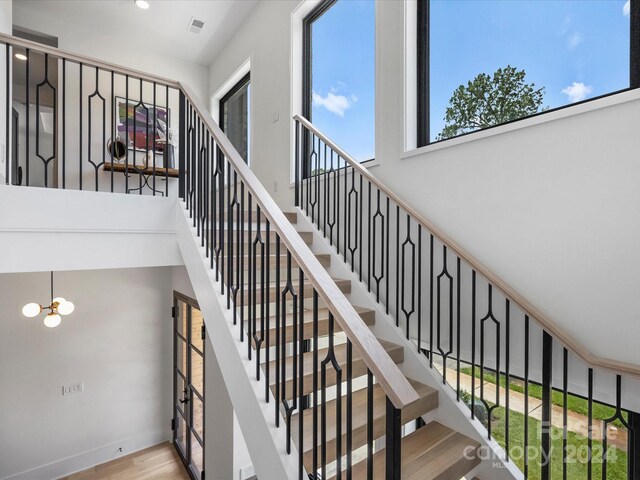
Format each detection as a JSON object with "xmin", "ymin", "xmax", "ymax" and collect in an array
[{"xmin": 437, "ymin": 66, "xmax": 545, "ymax": 140}]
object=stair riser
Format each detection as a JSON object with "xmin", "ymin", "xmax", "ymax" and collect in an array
[
  {"xmin": 217, "ymin": 230, "xmax": 313, "ymax": 243},
  {"xmin": 221, "ymin": 211, "xmax": 297, "ymax": 223},
  {"xmin": 297, "ymin": 389, "xmax": 438, "ymax": 470},
  {"xmin": 238, "ymin": 281, "xmax": 351, "ymax": 304},
  {"xmin": 269, "ymin": 347, "xmax": 404, "ymax": 400}
]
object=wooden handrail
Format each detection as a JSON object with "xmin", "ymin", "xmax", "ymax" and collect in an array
[
  {"xmin": 182, "ymin": 83, "xmax": 420, "ymax": 409},
  {"xmin": 0, "ymin": 33, "xmax": 180, "ymax": 88},
  {"xmin": 294, "ymin": 113, "xmax": 640, "ymax": 378}
]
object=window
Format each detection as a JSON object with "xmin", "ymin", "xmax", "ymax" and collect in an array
[
  {"xmin": 219, "ymin": 73, "xmax": 250, "ymax": 163},
  {"xmin": 303, "ymin": 0, "xmax": 375, "ymax": 164},
  {"xmin": 417, "ymin": 0, "xmax": 639, "ymax": 146}
]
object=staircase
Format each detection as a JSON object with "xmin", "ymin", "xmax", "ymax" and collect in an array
[{"xmin": 4, "ymin": 31, "xmax": 640, "ymax": 480}]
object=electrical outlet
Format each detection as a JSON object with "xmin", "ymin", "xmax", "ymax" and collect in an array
[
  {"xmin": 62, "ymin": 382, "xmax": 84, "ymax": 396},
  {"xmin": 239, "ymin": 464, "xmax": 255, "ymax": 480}
]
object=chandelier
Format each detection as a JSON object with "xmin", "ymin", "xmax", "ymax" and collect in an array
[{"xmin": 22, "ymin": 272, "xmax": 75, "ymax": 328}]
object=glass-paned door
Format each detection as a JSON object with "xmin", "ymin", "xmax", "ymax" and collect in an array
[
  {"xmin": 173, "ymin": 293, "xmax": 205, "ymax": 480},
  {"xmin": 219, "ymin": 73, "xmax": 250, "ymax": 164}
]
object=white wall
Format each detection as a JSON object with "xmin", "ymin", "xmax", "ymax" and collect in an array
[
  {"xmin": 207, "ymin": 0, "xmax": 640, "ymax": 367},
  {"xmin": 12, "ymin": 2, "xmax": 208, "ymax": 102},
  {"xmin": 0, "ymin": 267, "xmax": 173, "ymax": 480},
  {"xmin": 207, "ymin": 0, "xmax": 298, "ymax": 207},
  {"xmin": 0, "ymin": 187, "xmax": 182, "ymax": 273}
]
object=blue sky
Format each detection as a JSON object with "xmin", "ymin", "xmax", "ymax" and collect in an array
[
  {"xmin": 311, "ymin": 0, "xmax": 375, "ymax": 161},
  {"xmin": 311, "ymin": 0, "xmax": 630, "ymax": 155}
]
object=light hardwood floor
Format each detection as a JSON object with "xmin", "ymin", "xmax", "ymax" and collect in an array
[{"xmin": 63, "ymin": 443, "xmax": 190, "ymax": 480}]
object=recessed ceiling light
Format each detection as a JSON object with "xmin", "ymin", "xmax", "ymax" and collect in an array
[
  {"xmin": 15, "ymin": 53, "xmax": 27, "ymax": 61},
  {"xmin": 135, "ymin": 0, "xmax": 150, "ymax": 9}
]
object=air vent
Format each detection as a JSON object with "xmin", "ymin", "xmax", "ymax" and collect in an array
[{"xmin": 188, "ymin": 17, "xmax": 205, "ymax": 34}]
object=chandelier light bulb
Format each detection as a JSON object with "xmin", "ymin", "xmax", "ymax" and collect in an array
[
  {"xmin": 22, "ymin": 303, "xmax": 42, "ymax": 318},
  {"xmin": 57, "ymin": 301, "xmax": 75, "ymax": 316},
  {"xmin": 53, "ymin": 297, "xmax": 66, "ymax": 304},
  {"xmin": 44, "ymin": 313, "xmax": 62, "ymax": 328}
]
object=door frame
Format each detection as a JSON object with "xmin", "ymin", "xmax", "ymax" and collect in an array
[{"xmin": 172, "ymin": 291, "xmax": 206, "ymax": 480}]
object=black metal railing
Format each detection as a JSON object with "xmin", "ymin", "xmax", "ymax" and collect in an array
[
  {"xmin": 1, "ymin": 34, "xmax": 181, "ymax": 195},
  {"xmin": 0, "ymin": 34, "xmax": 418, "ymax": 479},
  {"xmin": 294, "ymin": 114, "xmax": 640, "ymax": 480},
  {"xmin": 178, "ymin": 87, "xmax": 416, "ymax": 479}
]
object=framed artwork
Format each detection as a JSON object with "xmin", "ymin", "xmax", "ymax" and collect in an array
[{"xmin": 115, "ymin": 97, "xmax": 174, "ymax": 169}]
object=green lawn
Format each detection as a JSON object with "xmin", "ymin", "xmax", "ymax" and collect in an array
[
  {"xmin": 460, "ymin": 366, "xmax": 626, "ymax": 429},
  {"xmin": 489, "ymin": 406, "xmax": 628, "ymax": 480}
]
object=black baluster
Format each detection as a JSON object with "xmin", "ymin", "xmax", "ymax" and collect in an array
[
  {"xmin": 312, "ymin": 290, "xmax": 319, "ymax": 477},
  {"xmin": 295, "ymin": 120, "xmax": 300, "ymax": 206},
  {"xmin": 367, "ymin": 182, "xmax": 372, "ymax": 292},
  {"xmin": 265, "ymin": 219, "xmax": 271, "ymax": 402},
  {"xmin": 358, "ymin": 174, "xmax": 363, "ymax": 282},
  {"xmin": 25, "ymin": 49, "xmax": 30, "ymax": 186},
  {"xmin": 429, "ymin": 234, "xmax": 434, "ymax": 367},
  {"xmin": 417, "ymin": 225, "xmax": 422, "ymax": 353},
  {"xmin": 563, "ymin": 348, "xmax": 568, "ymax": 480},
  {"xmin": 63, "ymin": 60, "xmax": 67, "ymax": 189},
  {"xmin": 178, "ymin": 91, "xmax": 185, "ymax": 199},
  {"xmin": 505, "ymin": 298, "xmax": 510, "ymax": 460},
  {"xmin": 367, "ymin": 370, "xmax": 373, "ymax": 480},
  {"xmin": 346, "ymin": 339, "xmax": 353, "ymax": 480},
  {"xmin": 385, "ymin": 197, "xmax": 390, "ymax": 314},
  {"xmin": 165, "ymin": 85, "xmax": 169, "ymax": 197},
  {"xmin": 152, "ymin": 82, "xmax": 156, "ymax": 194},
  {"xmin": 524, "ymin": 315, "xmax": 530, "ymax": 478},
  {"xmin": 109, "ymin": 69, "xmax": 113, "ymax": 192},
  {"xmin": 541, "ymin": 331, "xmax": 552, "ymax": 480},
  {"xmin": 436, "ymin": 245, "xmax": 454, "ymax": 383},
  {"xmin": 298, "ymin": 269, "xmax": 305, "ymax": 480},
  {"xmin": 471, "ymin": 270, "xmax": 476, "ymax": 418},
  {"xmin": 588, "ymin": 368, "xmax": 593, "ymax": 480},
  {"xmin": 124, "ymin": 73, "xmax": 128, "ymax": 193},
  {"xmin": 386, "ymin": 398, "xmax": 402, "ymax": 480},
  {"xmin": 275, "ymin": 236, "xmax": 281, "ymax": 427},
  {"xmin": 4, "ymin": 44, "xmax": 8, "ymax": 184}
]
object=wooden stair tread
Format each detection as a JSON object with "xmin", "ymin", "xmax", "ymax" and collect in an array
[
  {"xmin": 292, "ymin": 379, "xmax": 438, "ymax": 470},
  {"xmin": 221, "ymin": 229, "xmax": 313, "ymax": 243},
  {"xmin": 224, "ymin": 253, "xmax": 330, "ymax": 268},
  {"xmin": 329, "ymin": 422, "xmax": 480, "ymax": 480},
  {"xmin": 251, "ymin": 306, "xmax": 375, "ymax": 349},
  {"xmin": 222, "ymin": 211, "xmax": 297, "ymax": 223},
  {"xmin": 265, "ymin": 340, "xmax": 404, "ymax": 398},
  {"xmin": 237, "ymin": 277, "xmax": 350, "ymax": 302}
]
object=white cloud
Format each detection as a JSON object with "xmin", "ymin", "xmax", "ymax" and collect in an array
[
  {"xmin": 312, "ymin": 90, "xmax": 357, "ymax": 117},
  {"xmin": 624, "ymin": 0, "xmax": 630, "ymax": 17},
  {"xmin": 562, "ymin": 82, "xmax": 593, "ymax": 103},
  {"xmin": 567, "ymin": 32, "xmax": 583, "ymax": 49}
]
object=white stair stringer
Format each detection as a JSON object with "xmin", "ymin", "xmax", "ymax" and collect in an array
[
  {"xmin": 176, "ymin": 202, "xmax": 301, "ymax": 480},
  {"xmin": 294, "ymin": 207, "xmax": 522, "ymax": 480}
]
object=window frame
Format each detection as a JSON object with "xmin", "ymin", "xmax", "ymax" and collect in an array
[
  {"xmin": 416, "ymin": 0, "xmax": 640, "ymax": 148},
  {"xmin": 302, "ymin": 0, "xmax": 375, "ymax": 174},
  {"xmin": 302, "ymin": 0, "xmax": 337, "ymax": 179},
  {"xmin": 219, "ymin": 72, "xmax": 251, "ymax": 164}
]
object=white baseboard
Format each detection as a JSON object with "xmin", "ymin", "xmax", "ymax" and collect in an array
[{"xmin": 1, "ymin": 431, "xmax": 169, "ymax": 480}]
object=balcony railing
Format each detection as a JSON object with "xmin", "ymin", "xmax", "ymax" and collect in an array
[
  {"xmin": 0, "ymin": 33, "xmax": 419, "ymax": 479},
  {"xmin": 294, "ymin": 113, "xmax": 640, "ymax": 480}
]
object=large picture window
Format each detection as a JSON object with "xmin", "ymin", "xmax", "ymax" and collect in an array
[
  {"xmin": 417, "ymin": 0, "xmax": 639, "ymax": 147},
  {"xmin": 303, "ymin": 0, "xmax": 375, "ymax": 165}
]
